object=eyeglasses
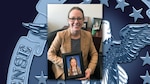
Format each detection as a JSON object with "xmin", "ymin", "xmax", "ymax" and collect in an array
[{"xmin": 68, "ymin": 18, "xmax": 83, "ymax": 21}]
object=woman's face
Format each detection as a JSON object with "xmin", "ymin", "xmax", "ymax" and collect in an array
[
  {"xmin": 70, "ymin": 58, "xmax": 77, "ymax": 67},
  {"xmin": 68, "ymin": 9, "xmax": 84, "ymax": 31}
]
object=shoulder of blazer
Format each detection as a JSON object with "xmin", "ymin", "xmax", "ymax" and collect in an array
[
  {"xmin": 81, "ymin": 29, "xmax": 92, "ymax": 39},
  {"xmin": 57, "ymin": 28, "xmax": 70, "ymax": 36},
  {"xmin": 55, "ymin": 30, "xmax": 67, "ymax": 40}
]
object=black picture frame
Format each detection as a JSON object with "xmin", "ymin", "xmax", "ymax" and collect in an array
[
  {"xmin": 92, "ymin": 18, "xmax": 102, "ymax": 30},
  {"xmin": 82, "ymin": 22, "xmax": 87, "ymax": 30},
  {"xmin": 62, "ymin": 51, "xmax": 85, "ymax": 80}
]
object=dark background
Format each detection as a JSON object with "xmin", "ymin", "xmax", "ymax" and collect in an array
[
  {"xmin": 0, "ymin": 0, "xmax": 38, "ymax": 83},
  {"xmin": 1, "ymin": 0, "xmax": 150, "ymax": 84}
]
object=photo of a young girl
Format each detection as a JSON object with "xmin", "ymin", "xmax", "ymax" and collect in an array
[{"xmin": 67, "ymin": 56, "xmax": 82, "ymax": 76}]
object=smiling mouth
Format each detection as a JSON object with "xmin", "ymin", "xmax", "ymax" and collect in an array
[
  {"xmin": 73, "ymin": 24, "xmax": 80, "ymax": 27},
  {"xmin": 74, "ymin": 26, "xmax": 80, "ymax": 27}
]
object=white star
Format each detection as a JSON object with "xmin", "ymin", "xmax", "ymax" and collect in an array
[
  {"xmin": 81, "ymin": 0, "xmax": 92, "ymax": 4},
  {"xmin": 129, "ymin": 7, "xmax": 144, "ymax": 22},
  {"xmin": 100, "ymin": 0, "xmax": 109, "ymax": 7},
  {"xmin": 140, "ymin": 70, "xmax": 150, "ymax": 84},
  {"xmin": 35, "ymin": 71, "xmax": 48, "ymax": 84},
  {"xmin": 115, "ymin": 0, "xmax": 129, "ymax": 12},
  {"xmin": 140, "ymin": 51, "xmax": 150, "ymax": 66}
]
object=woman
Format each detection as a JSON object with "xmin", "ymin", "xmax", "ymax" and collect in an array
[{"xmin": 48, "ymin": 6, "xmax": 98, "ymax": 80}]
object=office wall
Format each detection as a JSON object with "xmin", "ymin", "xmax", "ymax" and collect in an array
[{"xmin": 47, "ymin": 4, "xmax": 103, "ymax": 32}]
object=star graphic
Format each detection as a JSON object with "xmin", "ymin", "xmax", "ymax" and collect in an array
[
  {"xmin": 100, "ymin": 0, "xmax": 109, "ymax": 7},
  {"xmin": 81, "ymin": 0, "xmax": 92, "ymax": 4},
  {"xmin": 140, "ymin": 51, "xmax": 150, "ymax": 66},
  {"xmin": 115, "ymin": 0, "xmax": 129, "ymax": 12},
  {"xmin": 35, "ymin": 71, "xmax": 48, "ymax": 84},
  {"xmin": 140, "ymin": 70, "xmax": 150, "ymax": 84},
  {"xmin": 129, "ymin": 7, "xmax": 144, "ymax": 22}
]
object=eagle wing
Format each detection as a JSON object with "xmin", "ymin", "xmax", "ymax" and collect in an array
[{"xmin": 103, "ymin": 24, "xmax": 150, "ymax": 84}]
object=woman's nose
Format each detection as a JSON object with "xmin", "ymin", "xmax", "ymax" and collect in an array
[{"xmin": 74, "ymin": 19, "xmax": 80, "ymax": 24}]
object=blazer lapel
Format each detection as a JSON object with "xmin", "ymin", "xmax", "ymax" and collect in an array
[
  {"xmin": 80, "ymin": 30, "xmax": 86, "ymax": 54},
  {"xmin": 64, "ymin": 29, "xmax": 86, "ymax": 53},
  {"xmin": 64, "ymin": 28, "xmax": 71, "ymax": 53}
]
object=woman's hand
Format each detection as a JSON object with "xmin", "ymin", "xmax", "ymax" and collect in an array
[{"xmin": 78, "ymin": 68, "xmax": 91, "ymax": 80}]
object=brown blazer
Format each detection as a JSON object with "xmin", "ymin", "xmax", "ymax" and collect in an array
[{"xmin": 48, "ymin": 28, "xmax": 98, "ymax": 79}]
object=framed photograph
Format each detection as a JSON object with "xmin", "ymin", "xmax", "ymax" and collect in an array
[
  {"xmin": 92, "ymin": 18, "xmax": 102, "ymax": 30},
  {"xmin": 82, "ymin": 22, "xmax": 87, "ymax": 30},
  {"xmin": 62, "ymin": 51, "xmax": 85, "ymax": 79}
]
